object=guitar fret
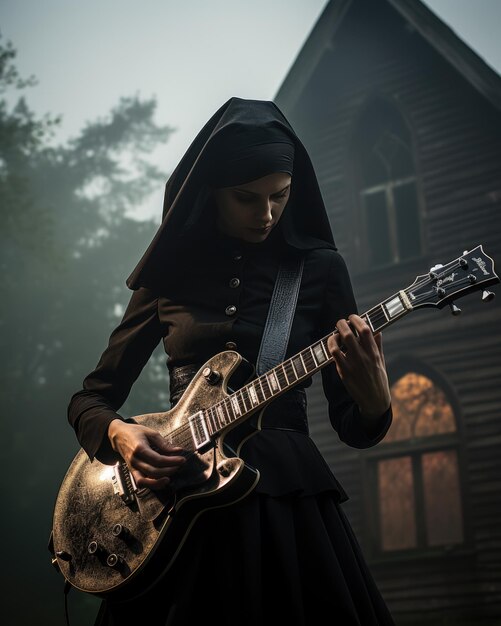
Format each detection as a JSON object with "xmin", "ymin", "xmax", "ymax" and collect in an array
[
  {"xmin": 309, "ymin": 346, "xmax": 317, "ymax": 367},
  {"xmin": 370, "ymin": 305, "xmax": 388, "ymax": 331},
  {"xmin": 262, "ymin": 374, "xmax": 273, "ymax": 397},
  {"xmin": 363, "ymin": 312, "xmax": 375, "ymax": 332},
  {"xmin": 223, "ymin": 398, "xmax": 234, "ymax": 424},
  {"xmin": 203, "ymin": 409, "xmax": 212, "ymax": 435},
  {"xmin": 213, "ymin": 407, "xmax": 221, "ymax": 432},
  {"xmin": 189, "ymin": 411, "xmax": 210, "ymax": 448},
  {"xmin": 230, "ymin": 394, "xmax": 242, "ymax": 417},
  {"xmin": 216, "ymin": 403, "xmax": 227, "ymax": 426},
  {"xmin": 303, "ymin": 348, "xmax": 315, "ymax": 371},
  {"xmin": 284, "ymin": 360, "xmax": 296, "ymax": 384},
  {"xmin": 312, "ymin": 341, "xmax": 327, "ymax": 365},
  {"xmin": 276, "ymin": 365, "xmax": 288, "ymax": 388},
  {"xmin": 256, "ymin": 377, "xmax": 266, "ymax": 402},
  {"xmin": 239, "ymin": 388, "xmax": 250, "ymax": 412},
  {"xmin": 267, "ymin": 370, "xmax": 280, "ymax": 393},
  {"xmin": 248, "ymin": 383, "xmax": 259, "ymax": 406},
  {"xmin": 292, "ymin": 354, "xmax": 306, "ymax": 378},
  {"xmin": 236, "ymin": 390, "xmax": 246, "ymax": 414},
  {"xmin": 380, "ymin": 301, "xmax": 390, "ymax": 321},
  {"xmin": 209, "ymin": 406, "xmax": 221, "ymax": 431},
  {"xmin": 369, "ymin": 308, "xmax": 382, "ymax": 328},
  {"xmin": 320, "ymin": 339, "xmax": 330, "ymax": 361},
  {"xmin": 207, "ymin": 406, "xmax": 215, "ymax": 431}
]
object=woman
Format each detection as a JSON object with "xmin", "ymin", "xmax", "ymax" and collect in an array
[{"xmin": 68, "ymin": 97, "xmax": 394, "ymax": 625}]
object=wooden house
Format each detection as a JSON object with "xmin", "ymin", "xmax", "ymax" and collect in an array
[{"xmin": 274, "ymin": 0, "xmax": 501, "ymax": 622}]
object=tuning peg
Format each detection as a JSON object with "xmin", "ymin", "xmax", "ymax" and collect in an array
[
  {"xmin": 429, "ymin": 263, "xmax": 444, "ymax": 281},
  {"xmin": 482, "ymin": 290, "xmax": 495, "ymax": 302},
  {"xmin": 449, "ymin": 303, "xmax": 461, "ymax": 316}
]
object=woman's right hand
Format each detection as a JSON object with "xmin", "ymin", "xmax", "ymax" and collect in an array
[{"xmin": 107, "ymin": 419, "xmax": 187, "ymax": 491}]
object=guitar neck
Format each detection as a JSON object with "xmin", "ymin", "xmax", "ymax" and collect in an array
[{"xmin": 204, "ymin": 289, "xmax": 413, "ymax": 437}]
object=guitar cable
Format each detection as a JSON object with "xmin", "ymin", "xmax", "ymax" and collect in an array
[{"xmin": 63, "ymin": 580, "xmax": 72, "ymax": 626}]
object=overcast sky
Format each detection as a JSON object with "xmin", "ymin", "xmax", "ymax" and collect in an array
[{"xmin": 1, "ymin": 0, "xmax": 500, "ymax": 220}]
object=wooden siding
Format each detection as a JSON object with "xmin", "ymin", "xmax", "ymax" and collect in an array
[{"xmin": 277, "ymin": 0, "xmax": 501, "ymax": 622}]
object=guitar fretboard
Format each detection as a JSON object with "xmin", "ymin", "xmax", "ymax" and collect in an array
[{"xmin": 202, "ymin": 289, "xmax": 412, "ymax": 437}]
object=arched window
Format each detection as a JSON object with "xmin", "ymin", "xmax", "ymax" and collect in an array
[
  {"xmin": 353, "ymin": 97, "xmax": 423, "ymax": 268},
  {"xmin": 367, "ymin": 371, "xmax": 464, "ymax": 556}
]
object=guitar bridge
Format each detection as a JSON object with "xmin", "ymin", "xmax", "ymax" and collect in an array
[{"xmin": 111, "ymin": 461, "xmax": 137, "ymax": 504}]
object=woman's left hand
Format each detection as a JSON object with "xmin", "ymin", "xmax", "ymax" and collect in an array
[{"xmin": 326, "ymin": 314, "xmax": 391, "ymax": 420}]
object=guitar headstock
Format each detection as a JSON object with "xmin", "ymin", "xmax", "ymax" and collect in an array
[{"xmin": 406, "ymin": 245, "xmax": 499, "ymax": 313}]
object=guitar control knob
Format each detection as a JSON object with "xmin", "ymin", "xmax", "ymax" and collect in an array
[
  {"xmin": 218, "ymin": 464, "xmax": 231, "ymax": 477},
  {"xmin": 112, "ymin": 524, "xmax": 129, "ymax": 539},
  {"xmin": 203, "ymin": 367, "xmax": 221, "ymax": 385},
  {"xmin": 482, "ymin": 290, "xmax": 495, "ymax": 302},
  {"xmin": 88, "ymin": 541, "xmax": 107, "ymax": 557},
  {"xmin": 106, "ymin": 553, "xmax": 124, "ymax": 569}
]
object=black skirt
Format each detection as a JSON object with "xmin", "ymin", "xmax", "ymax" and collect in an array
[{"xmin": 95, "ymin": 489, "xmax": 395, "ymax": 626}]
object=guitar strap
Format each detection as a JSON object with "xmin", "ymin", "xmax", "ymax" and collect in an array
[{"xmin": 255, "ymin": 252, "xmax": 305, "ymax": 376}]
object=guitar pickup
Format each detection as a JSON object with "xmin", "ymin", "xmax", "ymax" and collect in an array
[
  {"xmin": 111, "ymin": 461, "xmax": 137, "ymax": 504},
  {"xmin": 189, "ymin": 410, "xmax": 210, "ymax": 449}
]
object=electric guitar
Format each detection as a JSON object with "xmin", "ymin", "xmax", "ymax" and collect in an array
[{"xmin": 49, "ymin": 245, "xmax": 498, "ymax": 600}]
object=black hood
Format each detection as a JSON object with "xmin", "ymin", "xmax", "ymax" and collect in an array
[{"xmin": 126, "ymin": 97, "xmax": 336, "ymax": 291}]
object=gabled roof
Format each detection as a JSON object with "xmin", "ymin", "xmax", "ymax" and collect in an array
[{"xmin": 274, "ymin": 0, "xmax": 501, "ymax": 113}]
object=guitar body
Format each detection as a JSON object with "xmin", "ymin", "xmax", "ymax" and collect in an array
[{"xmin": 51, "ymin": 350, "xmax": 260, "ymax": 600}]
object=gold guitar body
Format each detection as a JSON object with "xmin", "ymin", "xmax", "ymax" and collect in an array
[{"xmin": 51, "ymin": 350, "xmax": 260, "ymax": 600}]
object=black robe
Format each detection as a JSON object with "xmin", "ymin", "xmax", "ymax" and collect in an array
[{"xmin": 68, "ymin": 219, "xmax": 395, "ymax": 625}]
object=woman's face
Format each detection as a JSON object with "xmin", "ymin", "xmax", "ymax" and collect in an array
[{"xmin": 212, "ymin": 172, "xmax": 292, "ymax": 243}]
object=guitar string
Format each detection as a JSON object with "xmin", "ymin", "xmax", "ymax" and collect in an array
[
  {"xmin": 160, "ymin": 259, "xmax": 481, "ymax": 450},
  {"xmin": 367, "ymin": 261, "xmax": 478, "ymax": 328},
  {"xmin": 163, "ymin": 350, "xmax": 320, "ymax": 450},
  {"xmin": 403, "ymin": 260, "xmax": 468, "ymax": 293},
  {"xmin": 163, "ymin": 321, "xmax": 375, "ymax": 450},
  {"xmin": 161, "ymin": 280, "xmax": 461, "ymax": 451},
  {"xmin": 362, "ymin": 259, "xmax": 472, "ymax": 329}
]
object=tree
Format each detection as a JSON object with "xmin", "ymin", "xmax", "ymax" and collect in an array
[{"xmin": 0, "ymin": 34, "xmax": 176, "ymax": 625}]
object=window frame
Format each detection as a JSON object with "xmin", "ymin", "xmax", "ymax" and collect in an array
[
  {"xmin": 360, "ymin": 362, "xmax": 473, "ymax": 564},
  {"xmin": 359, "ymin": 175, "xmax": 420, "ymax": 266},
  {"xmin": 349, "ymin": 94, "xmax": 426, "ymax": 272}
]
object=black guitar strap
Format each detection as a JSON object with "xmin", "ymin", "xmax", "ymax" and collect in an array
[{"xmin": 256, "ymin": 253, "xmax": 305, "ymax": 376}]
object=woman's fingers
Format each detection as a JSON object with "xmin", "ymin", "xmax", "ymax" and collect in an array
[
  {"xmin": 122, "ymin": 427, "xmax": 188, "ymax": 483},
  {"xmin": 329, "ymin": 315, "xmax": 379, "ymax": 358},
  {"xmin": 130, "ymin": 445, "xmax": 187, "ymax": 478},
  {"xmin": 373, "ymin": 331, "xmax": 386, "ymax": 365},
  {"xmin": 139, "ymin": 443, "xmax": 187, "ymax": 468},
  {"xmin": 347, "ymin": 315, "xmax": 379, "ymax": 355},
  {"xmin": 335, "ymin": 318, "xmax": 359, "ymax": 353}
]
